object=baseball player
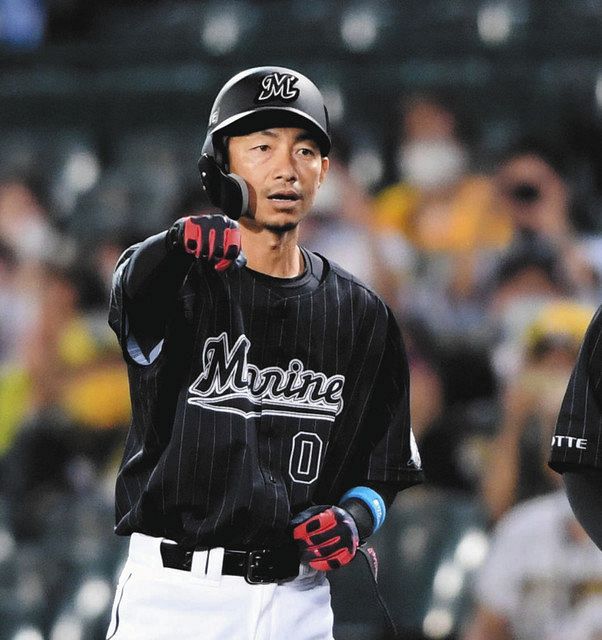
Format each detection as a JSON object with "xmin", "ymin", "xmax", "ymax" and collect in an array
[
  {"xmin": 549, "ymin": 304, "xmax": 602, "ymax": 550},
  {"xmin": 104, "ymin": 66, "xmax": 423, "ymax": 640}
]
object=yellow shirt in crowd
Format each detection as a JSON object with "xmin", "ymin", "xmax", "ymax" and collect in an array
[{"xmin": 374, "ymin": 176, "xmax": 513, "ymax": 253}]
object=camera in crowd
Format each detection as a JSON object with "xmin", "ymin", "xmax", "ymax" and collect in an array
[{"xmin": 508, "ymin": 182, "xmax": 541, "ymax": 204}]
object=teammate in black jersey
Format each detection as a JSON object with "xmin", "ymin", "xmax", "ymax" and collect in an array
[
  {"xmin": 105, "ymin": 66, "xmax": 423, "ymax": 640},
  {"xmin": 550, "ymin": 305, "xmax": 602, "ymax": 550}
]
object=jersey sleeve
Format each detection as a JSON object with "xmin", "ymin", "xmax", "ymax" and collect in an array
[
  {"xmin": 338, "ymin": 306, "xmax": 423, "ymax": 494},
  {"xmin": 108, "ymin": 233, "xmax": 195, "ymax": 366},
  {"xmin": 108, "ymin": 242, "xmax": 168, "ymax": 366},
  {"xmin": 364, "ymin": 308, "xmax": 424, "ymax": 487},
  {"xmin": 549, "ymin": 305, "xmax": 602, "ymax": 473},
  {"xmin": 108, "ymin": 244, "xmax": 138, "ymax": 348}
]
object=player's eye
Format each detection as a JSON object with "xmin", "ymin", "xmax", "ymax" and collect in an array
[
  {"xmin": 252, "ymin": 144, "xmax": 270, "ymax": 152},
  {"xmin": 298, "ymin": 147, "xmax": 316, "ymax": 157}
]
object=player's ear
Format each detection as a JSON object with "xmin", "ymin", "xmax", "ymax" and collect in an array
[{"xmin": 318, "ymin": 156, "xmax": 329, "ymax": 187}]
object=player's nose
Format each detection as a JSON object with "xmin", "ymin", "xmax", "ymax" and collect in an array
[{"xmin": 271, "ymin": 147, "xmax": 298, "ymax": 182}]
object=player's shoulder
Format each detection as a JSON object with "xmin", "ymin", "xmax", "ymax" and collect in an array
[
  {"xmin": 321, "ymin": 255, "xmax": 395, "ymax": 323},
  {"xmin": 588, "ymin": 304, "xmax": 602, "ymax": 337},
  {"xmin": 580, "ymin": 304, "xmax": 602, "ymax": 369},
  {"xmin": 110, "ymin": 244, "xmax": 142, "ymax": 297},
  {"xmin": 115, "ymin": 243, "xmax": 141, "ymax": 271},
  {"xmin": 322, "ymin": 255, "xmax": 388, "ymax": 312}
]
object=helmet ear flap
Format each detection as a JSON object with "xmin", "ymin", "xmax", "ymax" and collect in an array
[{"xmin": 197, "ymin": 153, "xmax": 249, "ymax": 221}]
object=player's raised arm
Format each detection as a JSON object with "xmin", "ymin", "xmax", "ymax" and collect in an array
[
  {"xmin": 123, "ymin": 208, "xmax": 244, "ymax": 302},
  {"xmin": 109, "ymin": 208, "xmax": 244, "ymax": 362}
]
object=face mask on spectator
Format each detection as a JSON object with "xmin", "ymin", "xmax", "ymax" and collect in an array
[{"xmin": 398, "ymin": 140, "xmax": 468, "ymax": 191}]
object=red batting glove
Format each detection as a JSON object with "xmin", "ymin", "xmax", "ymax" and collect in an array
[
  {"xmin": 169, "ymin": 213, "xmax": 245, "ymax": 272},
  {"xmin": 292, "ymin": 505, "xmax": 359, "ymax": 571}
]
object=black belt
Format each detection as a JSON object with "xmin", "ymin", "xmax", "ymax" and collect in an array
[{"xmin": 159, "ymin": 541, "xmax": 300, "ymax": 584}]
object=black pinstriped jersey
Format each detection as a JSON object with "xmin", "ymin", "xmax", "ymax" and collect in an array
[
  {"xmin": 109, "ymin": 246, "xmax": 423, "ymax": 549},
  {"xmin": 550, "ymin": 305, "xmax": 602, "ymax": 473}
]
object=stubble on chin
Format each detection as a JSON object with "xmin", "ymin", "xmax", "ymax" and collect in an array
[
  {"xmin": 238, "ymin": 211, "xmax": 299, "ymax": 235},
  {"xmin": 242, "ymin": 201, "xmax": 304, "ymax": 235},
  {"xmin": 264, "ymin": 221, "xmax": 300, "ymax": 235}
]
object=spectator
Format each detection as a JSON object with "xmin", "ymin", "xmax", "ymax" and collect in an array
[
  {"xmin": 485, "ymin": 234, "xmax": 577, "ymax": 382},
  {"xmin": 492, "ymin": 138, "xmax": 599, "ymax": 298},
  {"xmin": 2, "ymin": 255, "xmax": 130, "ymax": 539},
  {"xmin": 375, "ymin": 93, "xmax": 510, "ymax": 297},
  {"xmin": 480, "ymin": 300, "xmax": 594, "ymax": 522},
  {"xmin": 0, "ymin": 176, "xmax": 62, "ymax": 459},
  {"xmin": 0, "ymin": 174, "xmax": 54, "ymax": 261},
  {"xmin": 300, "ymin": 135, "xmax": 415, "ymax": 308},
  {"xmin": 464, "ymin": 485, "xmax": 602, "ymax": 640},
  {"xmin": 0, "ymin": 174, "xmax": 61, "ymax": 363},
  {"xmin": 375, "ymin": 94, "xmax": 509, "ymax": 255},
  {"xmin": 373, "ymin": 95, "xmax": 511, "ymax": 343}
]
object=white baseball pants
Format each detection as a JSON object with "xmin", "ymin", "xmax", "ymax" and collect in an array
[{"xmin": 105, "ymin": 533, "xmax": 334, "ymax": 640}]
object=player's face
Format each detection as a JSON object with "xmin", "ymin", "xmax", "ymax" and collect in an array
[{"xmin": 228, "ymin": 127, "xmax": 329, "ymax": 233}]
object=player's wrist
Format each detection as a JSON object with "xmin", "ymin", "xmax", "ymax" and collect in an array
[
  {"xmin": 338, "ymin": 499, "xmax": 374, "ymax": 543},
  {"xmin": 339, "ymin": 486, "xmax": 387, "ymax": 542}
]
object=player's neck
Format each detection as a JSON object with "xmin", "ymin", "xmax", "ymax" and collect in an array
[{"xmin": 240, "ymin": 226, "xmax": 303, "ymax": 278}]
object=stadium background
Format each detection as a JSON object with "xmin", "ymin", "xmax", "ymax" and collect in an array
[{"xmin": 1, "ymin": 1, "xmax": 602, "ymax": 639}]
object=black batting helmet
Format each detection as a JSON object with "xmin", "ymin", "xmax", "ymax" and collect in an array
[
  {"xmin": 202, "ymin": 66, "xmax": 331, "ymax": 162},
  {"xmin": 197, "ymin": 66, "xmax": 330, "ymax": 219}
]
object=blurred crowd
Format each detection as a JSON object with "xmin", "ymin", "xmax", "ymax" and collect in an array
[{"xmin": 1, "ymin": 88, "xmax": 602, "ymax": 640}]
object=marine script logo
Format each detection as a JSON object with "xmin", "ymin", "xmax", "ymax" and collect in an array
[
  {"xmin": 255, "ymin": 72, "xmax": 300, "ymax": 103},
  {"xmin": 188, "ymin": 333, "xmax": 345, "ymax": 422}
]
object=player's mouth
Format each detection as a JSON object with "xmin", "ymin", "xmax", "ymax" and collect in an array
[{"xmin": 267, "ymin": 190, "xmax": 302, "ymax": 206}]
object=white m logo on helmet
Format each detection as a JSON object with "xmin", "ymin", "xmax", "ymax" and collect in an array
[{"xmin": 256, "ymin": 72, "xmax": 300, "ymax": 103}]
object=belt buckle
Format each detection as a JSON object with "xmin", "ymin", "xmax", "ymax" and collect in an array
[{"xmin": 245, "ymin": 549, "xmax": 274, "ymax": 584}]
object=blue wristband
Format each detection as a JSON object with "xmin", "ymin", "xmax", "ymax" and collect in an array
[{"xmin": 339, "ymin": 486, "xmax": 387, "ymax": 533}]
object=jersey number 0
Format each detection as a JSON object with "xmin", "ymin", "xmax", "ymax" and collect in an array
[{"xmin": 289, "ymin": 432, "xmax": 324, "ymax": 484}]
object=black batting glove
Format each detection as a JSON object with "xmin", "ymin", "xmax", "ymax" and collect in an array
[
  {"xmin": 168, "ymin": 213, "xmax": 246, "ymax": 272},
  {"xmin": 291, "ymin": 505, "xmax": 359, "ymax": 571}
]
